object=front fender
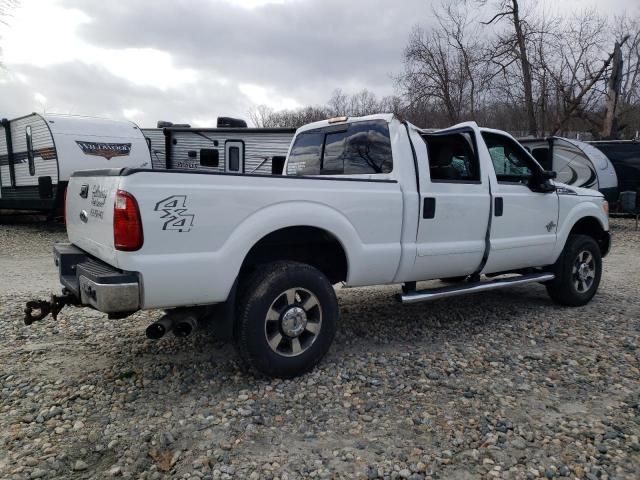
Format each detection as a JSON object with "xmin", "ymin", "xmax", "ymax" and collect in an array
[{"xmin": 554, "ymin": 200, "xmax": 609, "ymax": 262}]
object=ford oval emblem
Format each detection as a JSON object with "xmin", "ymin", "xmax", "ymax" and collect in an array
[{"xmin": 80, "ymin": 210, "xmax": 88, "ymax": 223}]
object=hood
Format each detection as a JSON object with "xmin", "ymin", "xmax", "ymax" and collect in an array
[{"xmin": 554, "ymin": 181, "xmax": 604, "ymax": 198}]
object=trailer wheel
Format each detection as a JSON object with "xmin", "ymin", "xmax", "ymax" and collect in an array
[
  {"xmin": 546, "ymin": 234, "xmax": 602, "ymax": 306},
  {"xmin": 235, "ymin": 261, "xmax": 338, "ymax": 378}
]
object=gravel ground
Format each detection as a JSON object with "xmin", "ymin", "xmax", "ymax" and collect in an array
[{"xmin": 0, "ymin": 218, "xmax": 639, "ymax": 480}]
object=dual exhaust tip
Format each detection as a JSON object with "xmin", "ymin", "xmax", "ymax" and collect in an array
[{"xmin": 146, "ymin": 311, "xmax": 200, "ymax": 340}]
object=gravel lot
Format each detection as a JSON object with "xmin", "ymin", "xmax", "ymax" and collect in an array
[{"xmin": 0, "ymin": 218, "xmax": 639, "ymax": 480}]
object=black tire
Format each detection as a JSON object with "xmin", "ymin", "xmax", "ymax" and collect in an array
[
  {"xmin": 235, "ymin": 261, "xmax": 338, "ymax": 378},
  {"xmin": 546, "ymin": 234, "xmax": 602, "ymax": 307}
]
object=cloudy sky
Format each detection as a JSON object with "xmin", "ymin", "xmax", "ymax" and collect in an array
[{"xmin": 0, "ymin": 0, "xmax": 637, "ymax": 127}]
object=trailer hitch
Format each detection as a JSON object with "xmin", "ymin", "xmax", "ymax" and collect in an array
[{"xmin": 24, "ymin": 291, "xmax": 80, "ymax": 325}]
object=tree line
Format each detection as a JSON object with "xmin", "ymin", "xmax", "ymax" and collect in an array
[{"xmin": 250, "ymin": 0, "xmax": 640, "ymax": 140}]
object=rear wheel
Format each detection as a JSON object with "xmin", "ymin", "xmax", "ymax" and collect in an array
[
  {"xmin": 546, "ymin": 234, "xmax": 602, "ymax": 306},
  {"xmin": 235, "ymin": 261, "xmax": 338, "ymax": 378}
]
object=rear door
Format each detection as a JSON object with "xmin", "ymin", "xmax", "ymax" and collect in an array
[
  {"xmin": 410, "ymin": 126, "xmax": 491, "ymax": 281},
  {"xmin": 481, "ymin": 131, "xmax": 559, "ymax": 273}
]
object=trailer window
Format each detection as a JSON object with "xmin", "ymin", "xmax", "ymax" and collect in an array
[
  {"xmin": 26, "ymin": 126, "xmax": 35, "ymax": 176},
  {"xmin": 200, "ymin": 149, "xmax": 219, "ymax": 167},
  {"xmin": 228, "ymin": 146, "xmax": 241, "ymax": 172}
]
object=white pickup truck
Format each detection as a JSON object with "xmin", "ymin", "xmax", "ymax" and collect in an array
[{"xmin": 32, "ymin": 114, "xmax": 611, "ymax": 378}]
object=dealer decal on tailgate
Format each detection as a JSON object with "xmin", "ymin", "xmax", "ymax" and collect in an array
[{"xmin": 154, "ymin": 196, "xmax": 195, "ymax": 232}]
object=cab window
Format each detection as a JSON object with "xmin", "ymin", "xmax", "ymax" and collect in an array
[
  {"xmin": 425, "ymin": 132, "xmax": 480, "ymax": 183},
  {"xmin": 286, "ymin": 120, "xmax": 393, "ymax": 176},
  {"xmin": 286, "ymin": 132, "xmax": 323, "ymax": 175},
  {"xmin": 483, "ymin": 132, "xmax": 536, "ymax": 183}
]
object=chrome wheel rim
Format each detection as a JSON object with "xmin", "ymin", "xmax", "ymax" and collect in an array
[
  {"xmin": 264, "ymin": 288, "xmax": 322, "ymax": 357},
  {"xmin": 572, "ymin": 250, "xmax": 596, "ymax": 293}
]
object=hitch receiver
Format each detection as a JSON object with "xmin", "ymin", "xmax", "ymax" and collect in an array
[{"xmin": 24, "ymin": 290, "xmax": 81, "ymax": 325}]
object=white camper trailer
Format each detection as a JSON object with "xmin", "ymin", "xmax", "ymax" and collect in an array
[
  {"xmin": 0, "ymin": 113, "xmax": 296, "ymax": 214},
  {"xmin": 141, "ymin": 128, "xmax": 166, "ymax": 170},
  {"xmin": 0, "ymin": 113, "xmax": 151, "ymax": 213},
  {"xmin": 163, "ymin": 126, "xmax": 295, "ymax": 174},
  {"xmin": 519, "ymin": 137, "xmax": 619, "ymax": 203}
]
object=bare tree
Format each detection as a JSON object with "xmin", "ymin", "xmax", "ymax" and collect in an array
[
  {"xmin": 248, "ymin": 105, "xmax": 275, "ymax": 128},
  {"xmin": 327, "ymin": 89, "xmax": 349, "ymax": 116},
  {"xmin": 613, "ymin": 15, "xmax": 640, "ymax": 137},
  {"xmin": 0, "ymin": 0, "xmax": 19, "ymax": 67},
  {"xmin": 400, "ymin": 1, "xmax": 489, "ymax": 125},
  {"xmin": 542, "ymin": 11, "xmax": 620, "ymax": 135},
  {"xmin": 248, "ymin": 89, "xmax": 402, "ymax": 129},
  {"xmin": 482, "ymin": 0, "xmax": 539, "ymax": 135}
]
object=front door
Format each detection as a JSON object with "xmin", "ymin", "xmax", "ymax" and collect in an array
[
  {"xmin": 481, "ymin": 131, "xmax": 559, "ymax": 274},
  {"xmin": 225, "ymin": 141, "xmax": 244, "ymax": 174},
  {"xmin": 411, "ymin": 127, "xmax": 491, "ymax": 281}
]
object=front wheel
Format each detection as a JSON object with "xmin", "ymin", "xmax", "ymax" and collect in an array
[
  {"xmin": 546, "ymin": 234, "xmax": 602, "ymax": 307},
  {"xmin": 235, "ymin": 261, "xmax": 338, "ymax": 378}
]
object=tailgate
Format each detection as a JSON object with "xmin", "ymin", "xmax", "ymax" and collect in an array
[{"xmin": 66, "ymin": 172, "xmax": 121, "ymax": 266}]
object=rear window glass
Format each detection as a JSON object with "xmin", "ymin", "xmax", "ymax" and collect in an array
[
  {"xmin": 228, "ymin": 146, "xmax": 240, "ymax": 172},
  {"xmin": 286, "ymin": 132, "xmax": 323, "ymax": 175},
  {"xmin": 287, "ymin": 120, "xmax": 393, "ymax": 176}
]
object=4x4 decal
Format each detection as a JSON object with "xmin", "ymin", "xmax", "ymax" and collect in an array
[{"xmin": 154, "ymin": 196, "xmax": 195, "ymax": 232}]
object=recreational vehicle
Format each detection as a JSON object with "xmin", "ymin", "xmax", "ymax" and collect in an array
[
  {"xmin": 141, "ymin": 127, "xmax": 166, "ymax": 170},
  {"xmin": 589, "ymin": 140, "xmax": 640, "ymax": 195},
  {"xmin": 519, "ymin": 137, "xmax": 619, "ymax": 203},
  {"xmin": 0, "ymin": 113, "xmax": 151, "ymax": 213},
  {"xmin": 0, "ymin": 113, "xmax": 296, "ymax": 214},
  {"xmin": 163, "ymin": 126, "xmax": 295, "ymax": 174}
]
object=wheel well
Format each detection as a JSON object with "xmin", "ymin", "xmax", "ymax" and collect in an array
[
  {"xmin": 569, "ymin": 217, "xmax": 610, "ymax": 257},
  {"xmin": 241, "ymin": 226, "xmax": 348, "ymax": 284}
]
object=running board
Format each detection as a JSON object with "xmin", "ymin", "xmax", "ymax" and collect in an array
[{"xmin": 399, "ymin": 272, "xmax": 555, "ymax": 304}]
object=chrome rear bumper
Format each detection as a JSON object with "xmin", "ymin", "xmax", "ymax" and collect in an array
[{"xmin": 54, "ymin": 243, "xmax": 140, "ymax": 313}]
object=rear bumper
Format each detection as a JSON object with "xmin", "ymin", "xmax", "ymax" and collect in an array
[{"xmin": 54, "ymin": 243, "xmax": 141, "ymax": 313}]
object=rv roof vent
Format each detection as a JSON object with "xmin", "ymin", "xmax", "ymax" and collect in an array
[{"xmin": 217, "ymin": 117, "xmax": 247, "ymax": 128}]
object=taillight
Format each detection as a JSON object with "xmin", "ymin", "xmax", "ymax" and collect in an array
[{"xmin": 114, "ymin": 190, "xmax": 143, "ymax": 251}]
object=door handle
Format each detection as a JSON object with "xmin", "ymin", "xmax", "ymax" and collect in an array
[
  {"xmin": 495, "ymin": 197, "xmax": 504, "ymax": 217},
  {"xmin": 423, "ymin": 198, "xmax": 436, "ymax": 219}
]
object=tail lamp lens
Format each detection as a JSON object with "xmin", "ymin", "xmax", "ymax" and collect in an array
[{"xmin": 114, "ymin": 190, "xmax": 143, "ymax": 251}]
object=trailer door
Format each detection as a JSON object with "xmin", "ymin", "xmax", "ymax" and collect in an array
[{"xmin": 225, "ymin": 141, "xmax": 244, "ymax": 174}]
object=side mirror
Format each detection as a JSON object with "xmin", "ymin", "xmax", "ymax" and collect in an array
[{"xmin": 529, "ymin": 170, "xmax": 557, "ymax": 193}]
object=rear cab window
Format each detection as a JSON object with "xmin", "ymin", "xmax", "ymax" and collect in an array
[{"xmin": 286, "ymin": 120, "xmax": 393, "ymax": 176}]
